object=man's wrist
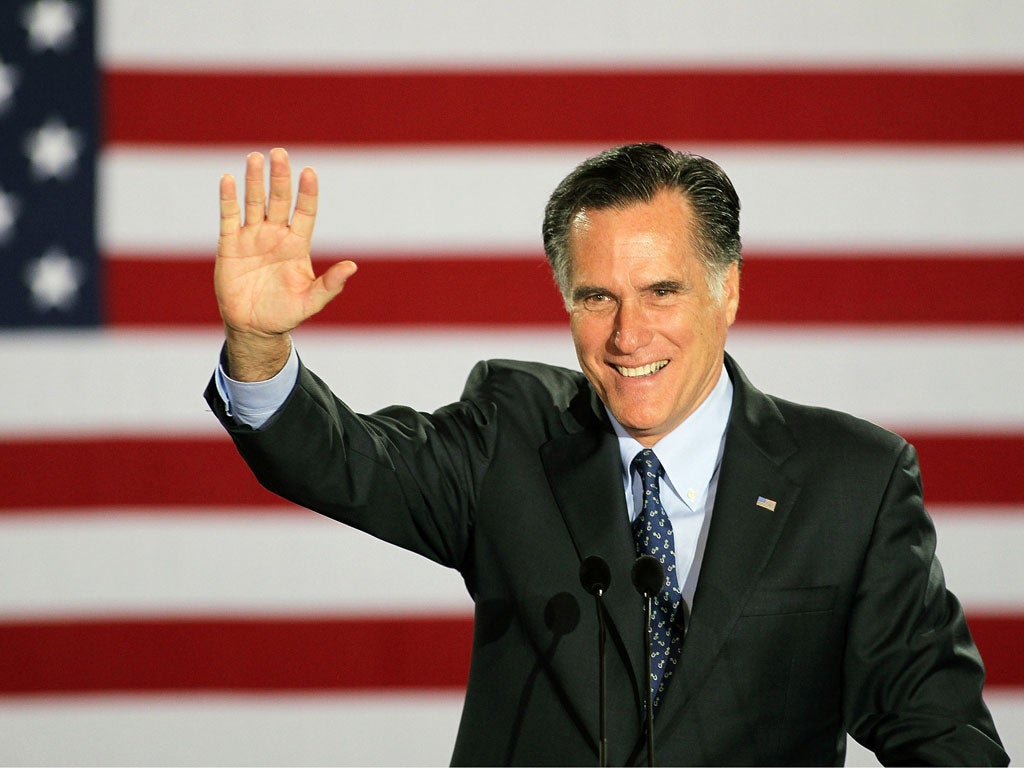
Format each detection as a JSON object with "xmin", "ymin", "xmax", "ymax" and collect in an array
[{"xmin": 223, "ymin": 328, "xmax": 292, "ymax": 382}]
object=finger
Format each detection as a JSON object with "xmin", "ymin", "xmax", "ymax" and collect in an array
[
  {"xmin": 266, "ymin": 147, "xmax": 293, "ymax": 226},
  {"xmin": 219, "ymin": 173, "xmax": 240, "ymax": 240},
  {"xmin": 243, "ymin": 152, "xmax": 266, "ymax": 227},
  {"xmin": 291, "ymin": 166, "xmax": 318, "ymax": 241},
  {"xmin": 308, "ymin": 260, "xmax": 358, "ymax": 314}
]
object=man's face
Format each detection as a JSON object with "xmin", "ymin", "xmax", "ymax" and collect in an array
[{"xmin": 567, "ymin": 189, "xmax": 739, "ymax": 447}]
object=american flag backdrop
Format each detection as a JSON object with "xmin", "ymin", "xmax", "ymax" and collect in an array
[{"xmin": 2, "ymin": 1, "xmax": 1023, "ymax": 764}]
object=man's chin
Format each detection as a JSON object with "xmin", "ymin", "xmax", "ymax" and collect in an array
[{"xmin": 607, "ymin": 408, "xmax": 664, "ymax": 439}]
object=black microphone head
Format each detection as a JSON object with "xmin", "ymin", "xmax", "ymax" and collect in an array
[
  {"xmin": 631, "ymin": 555, "xmax": 665, "ymax": 598},
  {"xmin": 579, "ymin": 555, "xmax": 611, "ymax": 596}
]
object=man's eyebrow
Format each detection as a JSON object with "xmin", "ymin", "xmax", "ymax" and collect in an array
[{"xmin": 645, "ymin": 279, "xmax": 689, "ymax": 292}]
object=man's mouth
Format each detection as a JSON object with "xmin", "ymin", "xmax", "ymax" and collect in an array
[{"xmin": 614, "ymin": 360, "xmax": 668, "ymax": 378}]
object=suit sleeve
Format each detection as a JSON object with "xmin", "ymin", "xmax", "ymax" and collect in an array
[
  {"xmin": 842, "ymin": 442, "xmax": 1008, "ymax": 766},
  {"xmin": 204, "ymin": 359, "xmax": 498, "ymax": 573}
]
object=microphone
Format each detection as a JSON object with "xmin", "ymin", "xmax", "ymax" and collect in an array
[
  {"xmin": 631, "ymin": 554, "xmax": 664, "ymax": 598},
  {"xmin": 632, "ymin": 555, "xmax": 664, "ymax": 768},
  {"xmin": 579, "ymin": 555, "xmax": 611, "ymax": 767},
  {"xmin": 579, "ymin": 555, "xmax": 611, "ymax": 597}
]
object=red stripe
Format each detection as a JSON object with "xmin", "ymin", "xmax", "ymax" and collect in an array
[
  {"xmin": 105, "ymin": 254, "xmax": 566, "ymax": 327},
  {"xmin": 0, "ymin": 613, "xmax": 1016, "ymax": 693},
  {"xmin": 2, "ymin": 433, "xmax": 1023, "ymax": 511},
  {"xmin": 970, "ymin": 614, "xmax": 1024, "ymax": 689},
  {"xmin": 968, "ymin": 613, "xmax": 1024, "ymax": 689},
  {"xmin": 739, "ymin": 254, "xmax": 1024, "ymax": 326},
  {"xmin": 105, "ymin": 253, "xmax": 1024, "ymax": 327},
  {"xmin": 0, "ymin": 615, "xmax": 471, "ymax": 694},
  {"xmin": 103, "ymin": 68, "xmax": 1024, "ymax": 145},
  {"xmin": 1, "ymin": 436, "xmax": 287, "ymax": 510},
  {"xmin": 906, "ymin": 433, "xmax": 1024, "ymax": 508}
]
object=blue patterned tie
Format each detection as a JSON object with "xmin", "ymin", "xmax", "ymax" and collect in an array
[{"xmin": 631, "ymin": 449, "xmax": 683, "ymax": 708}]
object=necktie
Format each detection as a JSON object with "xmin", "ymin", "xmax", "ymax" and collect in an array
[{"xmin": 631, "ymin": 449, "xmax": 683, "ymax": 708}]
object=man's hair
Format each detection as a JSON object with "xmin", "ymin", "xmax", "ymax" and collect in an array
[{"xmin": 542, "ymin": 143, "xmax": 742, "ymax": 305}]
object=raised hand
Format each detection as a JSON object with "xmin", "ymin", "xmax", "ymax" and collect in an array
[{"xmin": 215, "ymin": 148, "xmax": 357, "ymax": 380}]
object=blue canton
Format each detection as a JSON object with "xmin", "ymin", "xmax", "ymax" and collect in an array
[{"xmin": 0, "ymin": 1, "xmax": 99, "ymax": 327}]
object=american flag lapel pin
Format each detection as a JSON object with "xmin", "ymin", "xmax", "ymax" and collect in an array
[{"xmin": 755, "ymin": 496, "xmax": 777, "ymax": 512}]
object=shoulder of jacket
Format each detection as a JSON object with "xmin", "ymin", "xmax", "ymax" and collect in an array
[
  {"xmin": 767, "ymin": 394, "xmax": 909, "ymax": 458},
  {"xmin": 465, "ymin": 359, "xmax": 586, "ymax": 396}
]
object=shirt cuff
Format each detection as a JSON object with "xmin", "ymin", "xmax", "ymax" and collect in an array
[{"xmin": 214, "ymin": 341, "xmax": 299, "ymax": 429}]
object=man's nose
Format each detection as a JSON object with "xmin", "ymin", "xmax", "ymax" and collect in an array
[{"xmin": 612, "ymin": 300, "xmax": 653, "ymax": 353}]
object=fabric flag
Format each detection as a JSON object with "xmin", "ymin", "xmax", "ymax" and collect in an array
[{"xmin": 1, "ymin": 1, "xmax": 1023, "ymax": 765}]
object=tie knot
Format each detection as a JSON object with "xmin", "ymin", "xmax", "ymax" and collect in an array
[{"xmin": 631, "ymin": 448, "xmax": 663, "ymax": 479}]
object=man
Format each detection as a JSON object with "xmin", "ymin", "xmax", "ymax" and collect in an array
[{"xmin": 206, "ymin": 143, "xmax": 1007, "ymax": 765}]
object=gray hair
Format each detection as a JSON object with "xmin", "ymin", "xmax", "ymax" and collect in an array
[{"xmin": 542, "ymin": 143, "xmax": 742, "ymax": 305}]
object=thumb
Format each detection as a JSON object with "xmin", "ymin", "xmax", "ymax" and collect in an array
[{"xmin": 309, "ymin": 259, "xmax": 358, "ymax": 312}]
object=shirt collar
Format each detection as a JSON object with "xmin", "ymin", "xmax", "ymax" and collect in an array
[{"xmin": 607, "ymin": 364, "xmax": 733, "ymax": 513}]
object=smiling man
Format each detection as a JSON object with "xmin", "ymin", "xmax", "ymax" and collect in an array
[
  {"xmin": 563, "ymin": 188, "xmax": 739, "ymax": 447},
  {"xmin": 207, "ymin": 143, "xmax": 1006, "ymax": 766}
]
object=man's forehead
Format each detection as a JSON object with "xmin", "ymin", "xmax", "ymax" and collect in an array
[{"xmin": 566, "ymin": 193, "xmax": 699, "ymax": 272}]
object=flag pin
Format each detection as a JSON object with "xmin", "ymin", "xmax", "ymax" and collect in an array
[{"xmin": 755, "ymin": 496, "xmax": 777, "ymax": 512}]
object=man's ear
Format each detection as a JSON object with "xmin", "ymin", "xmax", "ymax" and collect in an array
[{"xmin": 723, "ymin": 261, "xmax": 740, "ymax": 326}]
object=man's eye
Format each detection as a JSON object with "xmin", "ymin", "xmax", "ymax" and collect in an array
[
  {"xmin": 581, "ymin": 293, "xmax": 613, "ymax": 310},
  {"xmin": 650, "ymin": 287, "xmax": 681, "ymax": 303}
]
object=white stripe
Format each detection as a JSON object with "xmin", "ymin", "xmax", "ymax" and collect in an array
[
  {"xmin": 2, "ymin": 328, "xmax": 1023, "ymax": 435},
  {"xmin": 0, "ymin": 507, "xmax": 1018, "ymax": 617},
  {"xmin": 0, "ymin": 690, "xmax": 1021, "ymax": 767},
  {"xmin": 0, "ymin": 692, "xmax": 464, "ymax": 766},
  {"xmin": 99, "ymin": 0, "xmax": 1024, "ymax": 68},
  {"xmin": 0, "ymin": 512, "xmax": 471, "ymax": 618},
  {"xmin": 932, "ymin": 510, "xmax": 1024, "ymax": 611},
  {"xmin": 727, "ymin": 326, "xmax": 1024, "ymax": 433},
  {"xmin": 0, "ymin": 328, "xmax": 579, "ymax": 436},
  {"xmin": 100, "ymin": 147, "xmax": 1024, "ymax": 254}
]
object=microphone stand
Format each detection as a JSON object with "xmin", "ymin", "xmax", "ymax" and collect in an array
[
  {"xmin": 641, "ymin": 590, "xmax": 655, "ymax": 767},
  {"xmin": 595, "ymin": 587, "xmax": 608, "ymax": 767},
  {"xmin": 579, "ymin": 556, "xmax": 611, "ymax": 767},
  {"xmin": 632, "ymin": 555, "xmax": 663, "ymax": 768}
]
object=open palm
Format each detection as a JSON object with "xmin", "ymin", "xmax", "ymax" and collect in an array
[{"xmin": 215, "ymin": 148, "xmax": 356, "ymax": 337}]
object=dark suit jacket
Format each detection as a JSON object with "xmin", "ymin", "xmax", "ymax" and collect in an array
[{"xmin": 206, "ymin": 353, "xmax": 1007, "ymax": 766}]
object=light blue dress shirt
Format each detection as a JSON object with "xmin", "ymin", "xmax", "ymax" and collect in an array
[{"xmin": 608, "ymin": 366, "xmax": 732, "ymax": 615}]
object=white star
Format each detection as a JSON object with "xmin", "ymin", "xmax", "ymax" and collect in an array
[
  {"xmin": 24, "ymin": 117, "xmax": 83, "ymax": 180},
  {"xmin": 25, "ymin": 247, "xmax": 83, "ymax": 311},
  {"xmin": 22, "ymin": 0, "xmax": 79, "ymax": 53},
  {"xmin": 0, "ymin": 187, "xmax": 19, "ymax": 244},
  {"xmin": 0, "ymin": 59, "xmax": 19, "ymax": 114}
]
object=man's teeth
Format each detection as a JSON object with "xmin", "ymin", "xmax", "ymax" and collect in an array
[{"xmin": 615, "ymin": 360, "xmax": 668, "ymax": 378}]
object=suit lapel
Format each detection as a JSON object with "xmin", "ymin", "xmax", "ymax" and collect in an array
[
  {"xmin": 656, "ymin": 355, "xmax": 803, "ymax": 732},
  {"xmin": 539, "ymin": 392, "xmax": 648, "ymax": 717}
]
